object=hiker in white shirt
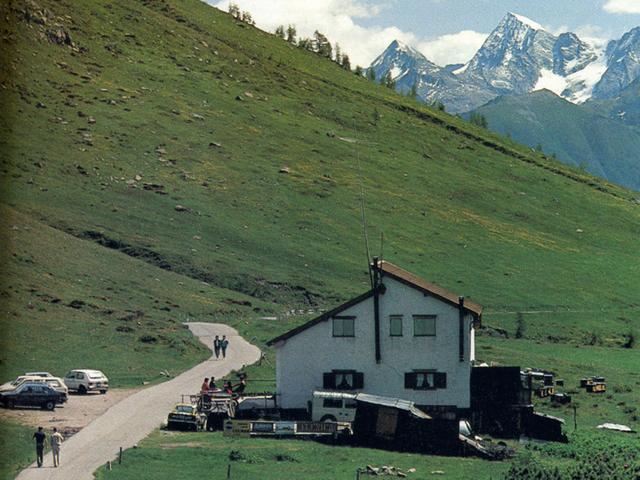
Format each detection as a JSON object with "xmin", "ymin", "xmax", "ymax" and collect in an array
[{"xmin": 50, "ymin": 427, "xmax": 64, "ymax": 467}]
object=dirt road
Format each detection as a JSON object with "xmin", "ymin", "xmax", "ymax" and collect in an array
[
  {"xmin": 16, "ymin": 323, "xmax": 261, "ymax": 480},
  {"xmin": 1, "ymin": 389, "xmax": 139, "ymax": 436}
]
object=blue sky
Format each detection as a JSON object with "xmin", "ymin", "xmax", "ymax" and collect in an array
[
  {"xmin": 358, "ymin": 0, "xmax": 639, "ymax": 40},
  {"xmin": 210, "ymin": 0, "xmax": 640, "ymax": 67}
]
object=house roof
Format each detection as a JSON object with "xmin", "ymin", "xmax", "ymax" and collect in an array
[
  {"xmin": 377, "ymin": 260, "xmax": 483, "ymax": 317},
  {"xmin": 266, "ymin": 289, "xmax": 374, "ymax": 346},
  {"xmin": 266, "ymin": 261, "xmax": 482, "ymax": 346}
]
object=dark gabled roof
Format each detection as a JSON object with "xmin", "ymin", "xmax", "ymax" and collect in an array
[
  {"xmin": 266, "ymin": 290, "xmax": 374, "ymax": 346},
  {"xmin": 378, "ymin": 260, "xmax": 483, "ymax": 317},
  {"xmin": 266, "ymin": 261, "xmax": 483, "ymax": 347}
]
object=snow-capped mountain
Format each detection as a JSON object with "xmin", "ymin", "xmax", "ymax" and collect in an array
[
  {"xmin": 459, "ymin": 12, "xmax": 557, "ymax": 95},
  {"xmin": 368, "ymin": 12, "xmax": 640, "ymax": 113},
  {"xmin": 553, "ymin": 33, "xmax": 597, "ymax": 76},
  {"xmin": 369, "ymin": 40, "xmax": 442, "ymax": 85},
  {"xmin": 368, "ymin": 40, "xmax": 495, "ymax": 113},
  {"xmin": 592, "ymin": 27, "xmax": 640, "ymax": 99}
]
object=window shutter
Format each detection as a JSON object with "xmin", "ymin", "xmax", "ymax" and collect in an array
[
  {"xmin": 435, "ymin": 372, "xmax": 447, "ymax": 389},
  {"xmin": 353, "ymin": 372, "xmax": 364, "ymax": 389},
  {"xmin": 323, "ymin": 372, "xmax": 335, "ymax": 389},
  {"xmin": 404, "ymin": 372, "xmax": 417, "ymax": 389}
]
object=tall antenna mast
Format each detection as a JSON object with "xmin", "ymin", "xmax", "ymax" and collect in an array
[{"xmin": 353, "ymin": 119, "xmax": 373, "ymax": 287}]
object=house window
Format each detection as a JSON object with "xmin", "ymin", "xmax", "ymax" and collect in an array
[
  {"xmin": 389, "ymin": 315, "xmax": 403, "ymax": 336},
  {"xmin": 332, "ymin": 316, "xmax": 355, "ymax": 337},
  {"xmin": 405, "ymin": 370, "xmax": 447, "ymax": 390},
  {"xmin": 323, "ymin": 370, "xmax": 364, "ymax": 390},
  {"xmin": 413, "ymin": 315, "xmax": 436, "ymax": 336}
]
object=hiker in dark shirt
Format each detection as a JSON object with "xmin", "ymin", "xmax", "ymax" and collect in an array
[
  {"xmin": 220, "ymin": 335, "xmax": 229, "ymax": 358},
  {"xmin": 209, "ymin": 376, "xmax": 217, "ymax": 390},
  {"xmin": 33, "ymin": 426, "xmax": 46, "ymax": 468},
  {"xmin": 213, "ymin": 335, "xmax": 221, "ymax": 359}
]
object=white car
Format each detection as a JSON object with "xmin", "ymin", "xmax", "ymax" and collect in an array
[
  {"xmin": 24, "ymin": 372, "xmax": 53, "ymax": 378},
  {"xmin": 64, "ymin": 369, "xmax": 109, "ymax": 394},
  {"xmin": 311, "ymin": 391, "xmax": 357, "ymax": 423},
  {"xmin": 0, "ymin": 375, "xmax": 68, "ymax": 395}
]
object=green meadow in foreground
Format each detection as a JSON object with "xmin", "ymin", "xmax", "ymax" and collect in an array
[
  {"xmin": 0, "ymin": 0, "xmax": 639, "ymax": 478},
  {"xmin": 94, "ymin": 429, "xmax": 639, "ymax": 480},
  {"xmin": 94, "ymin": 430, "xmax": 510, "ymax": 480},
  {"xmin": 0, "ymin": 420, "xmax": 36, "ymax": 480}
]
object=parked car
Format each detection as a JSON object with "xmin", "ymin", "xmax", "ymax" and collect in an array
[
  {"xmin": 64, "ymin": 369, "xmax": 109, "ymax": 394},
  {"xmin": 0, "ymin": 382, "xmax": 66, "ymax": 410},
  {"xmin": 311, "ymin": 391, "xmax": 357, "ymax": 422},
  {"xmin": 0, "ymin": 375, "xmax": 68, "ymax": 396},
  {"xmin": 167, "ymin": 403, "xmax": 204, "ymax": 431},
  {"xmin": 24, "ymin": 372, "xmax": 53, "ymax": 378}
]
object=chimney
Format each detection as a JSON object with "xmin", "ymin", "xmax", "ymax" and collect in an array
[{"xmin": 372, "ymin": 257, "xmax": 381, "ymax": 363}]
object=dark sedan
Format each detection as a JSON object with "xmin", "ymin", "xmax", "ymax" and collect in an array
[{"xmin": 0, "ymin": 382, "xmax": 67, "ymax": 410}]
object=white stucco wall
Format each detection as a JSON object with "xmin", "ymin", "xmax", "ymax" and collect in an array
[{"xmin": 275, "ymin": 276, "xmax": 476, "ymax": 410}]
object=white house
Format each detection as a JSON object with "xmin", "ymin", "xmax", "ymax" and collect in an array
[{"xmin": 267, "ymin": 260, "xmax": 483, "ymax": 413}]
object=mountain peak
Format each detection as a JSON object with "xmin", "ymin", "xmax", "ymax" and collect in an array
[
  {"xmin": 387, "ymin": 39, "xmax": 421, "ymax": 56},
  {"xmin": 504, "ymin": 12, "xmax": 545, "ymax": 31}
]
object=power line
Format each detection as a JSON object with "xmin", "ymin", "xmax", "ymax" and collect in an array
[{"xmin": 353, "ymin": 118, "xmax": 373, "ymax": 288}]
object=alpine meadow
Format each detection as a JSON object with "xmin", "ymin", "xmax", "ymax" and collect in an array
[{"xmin": 0, "ymin": 1, "xmax": 638, "ymax": 479}]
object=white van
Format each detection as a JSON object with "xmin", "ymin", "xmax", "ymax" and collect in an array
[{"xmin": 311, "ymin": 391, "xmax": 357, "ymax": 423}]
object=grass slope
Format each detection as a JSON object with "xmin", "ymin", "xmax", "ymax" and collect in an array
[
  {"xmin": 0, "ymin": 420, "xmax": 36, "ymax": 480},
  {"xmin": 1, "ymin": 0, "xmax": 639, "ymax": 478},
  {"xmin": 94, "ymin": 430, "xmax": 510, "ymax": 480},
  {"xmin": 587, "ymin": 76, "xmax": 640, "ymax": 128},
  {"xmin": 469, "ymin": 90, "xmax": 640, "ymax": 190}
]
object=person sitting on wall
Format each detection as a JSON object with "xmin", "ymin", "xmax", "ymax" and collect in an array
[
  {"xmin": 223, "ymin": 381, "xmax": 233, "ymax": 395},
  {"xmin": 201, "ymin": 377, "xmax": 210, "ymax": 393},
  {"xmin": 233, "ymin": 377, "xmax": 247, "ymax": 396}
]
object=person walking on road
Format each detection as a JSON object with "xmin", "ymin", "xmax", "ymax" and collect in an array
[
  {"xmin": 221, "ymin": 335, "xmax": 229, "ymax": 358},
  {"xmin": 50, "ymin": 427, "xmax": 64, "ymax": 467},
  {"xmin": 33, "ymin": 426, "xmax": 46, "ymax": 468},
  {"xmin": 213, "ymin": 335, "xmax": 221, "ymax": 359}
]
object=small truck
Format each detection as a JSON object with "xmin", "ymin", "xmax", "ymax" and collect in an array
[{"xmin": 167, "ymin": 403, "xmax": 205, "ymax": 431}]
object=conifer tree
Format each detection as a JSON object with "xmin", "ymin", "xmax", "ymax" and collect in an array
[
  {"xmin": 286, "ymin": 25, "xmax": 297, "ymax": 44},
  {"xmin": 313, "ymin": 31, "xmax": 332, "ymax": 58},
  {"xmin": 366, "ymin": 68, "xmax": 376, "ymax": 82},
  {"xmin": 228, "ymin": 3, "xmax": 240, "ymax": 19},
  {"xmin": 334, "ymin": 43, "xmax": 342, "ymax": 64},
  {"xmin": 341, "ymin": 54, "xmax": 351, "ymax": 71}
]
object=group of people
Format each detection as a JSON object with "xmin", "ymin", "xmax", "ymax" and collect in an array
[
  {"xmin": 200, "ymin": 373, "xmax": 247, "ymax": 396},
  {"xmin": 213, "ymin": 335, "xmax": 229, "ymax": 359},
  {"xmin": 33, "ymin": 426, "xmax": 64, "ymax": 468}
]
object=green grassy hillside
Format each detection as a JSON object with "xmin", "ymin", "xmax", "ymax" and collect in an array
[
  {"xmin": 587, "ymin": 77, "xmax": 640, "ymax": 127},
  {"xmin": 469, "ymin": 90, "xmax": 640, "ymax": 191},
  {"xmin": 1, "ymin": 0, "xmax": 639, "ymax": 477},
  {"xmin": 1, "ymin": 0, "xmax": 639, "ymax": 395}
]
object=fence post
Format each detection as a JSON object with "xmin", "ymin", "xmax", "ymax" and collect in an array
[{"xmin": 119, "ymin": 447, "xmax": 123, "ymax": 464}]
